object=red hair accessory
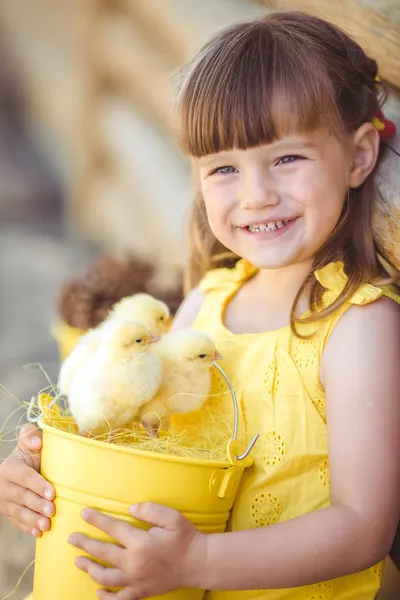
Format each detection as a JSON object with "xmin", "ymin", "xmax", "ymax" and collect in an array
[{"xmin": 372, "ymin": 76, "xmax": 396, "ymax": 140}]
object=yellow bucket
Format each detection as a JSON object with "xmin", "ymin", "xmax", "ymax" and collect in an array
[
  {"xmin": 30, "ymin": 366, "xmax": 258, "ymax": 600},
  {"xmin": 51, "ymin": 320, "xmax": 86, "ymax": 362}
]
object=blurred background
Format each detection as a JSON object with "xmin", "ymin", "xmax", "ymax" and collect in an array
[{"xmin": 0, "ymin": 1, "xmax": 399, "ymax": 598}]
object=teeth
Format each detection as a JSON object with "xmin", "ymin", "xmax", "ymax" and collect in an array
[{"xmin": 247, "ymin": 220, "xmax": 291, "ymax": 232}]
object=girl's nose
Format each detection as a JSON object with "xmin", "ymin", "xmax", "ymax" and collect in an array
[{"xmin": 239, "ymin": 171, "xmax": 280, "ymax": 210}]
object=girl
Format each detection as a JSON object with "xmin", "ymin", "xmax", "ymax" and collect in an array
[{"xmin": 1, "ymin": 11, "xmax": 399, "ymax": 600}]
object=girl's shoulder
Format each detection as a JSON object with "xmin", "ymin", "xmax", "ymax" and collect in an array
[
  {"xmin": 320, "ymin": 285, "xmax": 400, "ymax": 395},
  {"xmin": 170, "ymin": 287, "xmax": 206, "ymax": 331},
  {"xmin": 295, "ymin": 262, "xmax": 399, "ymax": 345},
  {"xmin": 313, "ymin": 261, "xmax": 400, "ymax": 369}
]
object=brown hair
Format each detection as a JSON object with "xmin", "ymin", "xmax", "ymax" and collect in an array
[{"xmin": 175, "ymin": 11, "xmax": 399, "ymax": 332}]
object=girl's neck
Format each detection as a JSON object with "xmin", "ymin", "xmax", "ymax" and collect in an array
[
  {"xmin": 223, "ymin": 259, "xmax": 314, "ymax": 335},
  {"xmin": 252, "ymin": 260, "xmax": 313, "ymax": 306}
]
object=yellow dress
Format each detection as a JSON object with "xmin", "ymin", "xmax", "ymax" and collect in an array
[{"xmin": 172, "ymin": 259, "xmax": 400, "ymax": 600}]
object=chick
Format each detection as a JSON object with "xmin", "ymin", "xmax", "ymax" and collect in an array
[
  {"xmin": 58, "ymin": 328, "xmax": 102, "ymax": 397},
  {"xmin": 58, "ymin": 293, "xmax": 170, "ymax": 396},
  {"xmin": 139, "ymin": 329, "xmax": 222, "ymax": 435},
  {"xmin": 67, "ymin": 320, "xmax": 162, "ymax": 436},
  {"xmin": 107, "ymin": 293, "xmax": 171, "ymax": 336}
]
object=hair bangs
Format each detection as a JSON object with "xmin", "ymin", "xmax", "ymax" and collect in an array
[{"xmin": 175, "ymin": 20, "xmax": 336, "ymax": 158}]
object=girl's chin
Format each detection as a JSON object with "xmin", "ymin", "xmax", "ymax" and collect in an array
[{"xmin": 235, "ymin": 249, "xmax": 310, "ymax": 271}]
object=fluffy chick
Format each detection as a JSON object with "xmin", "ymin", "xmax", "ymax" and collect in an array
[
  {"xmin": 58, "ymin": 328, "xmax": 102, "ymax": 397},
  {"xmin": 139, "ymin": 329, "xmax": 221, "ymax": 435},
  {"xmin": 58, "ymin": 293, "xmax": 169, "ymax": 395},
  {"xmin": 107, "ymin": 293, "xmax": 171, "ymax": 336},
  {"xmin": 67, "ymin": 320, "xmax": 162, "ymax": 436}
]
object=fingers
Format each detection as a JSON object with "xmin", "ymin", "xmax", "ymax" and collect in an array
[
  {"xmin": 6, "ymin": 482, "xmax": 55, "ymax": 519},
  {"xmin": 18, "ymin": 425, "xmax": 42, "ymax": 470},
  {"xmin": 80, "ymin": 509, "xmax": 146, "ymax": 546},
  {"xmin": 8, "ymin": 515, "xmax": 43, "ymax": 538},
  {"xmin": 74, "ymin": 557, "xmax": 129, "ymax": 588},
  {"xmin": 69, "ymin": 533, "xmax": 124, "ymax": 567},
  {"xmin": 8, "ymin": 502, "xmax": 51, "ymax": 534},
  {"xmin": 4, "ymin": 480, "xmax": 54, "ymax": 534},
  {"xmin": 96, "ymin": 588, "xmax": 142, "ymax": 600},
  {"xmin": 130, "ymin": 502, "xmax": 183, "ymax": 531},
  {"xmin": 4, "ymin": 454, "xmax": 54, "ymax": 501},
  {"xmin": 19, "ymin": 424, "xmax": 42, "ymax": 450},
  {"xmin": 0, "ymin": 436, "xmax": 55, "ymax": 535}
]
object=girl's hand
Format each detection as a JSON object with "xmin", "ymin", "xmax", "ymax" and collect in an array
[
  {"xmin": 68, "ymin": 503, "xmax": 207, "ymax": 600},
  {"xmin": 0, "ymin": 424, "xmax": 55, "ymax": 537}
]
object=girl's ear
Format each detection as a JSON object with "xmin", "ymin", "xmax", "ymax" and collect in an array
[{"xmin": 348, "ymin": 122, "xmax": 380, "ymax": 189}]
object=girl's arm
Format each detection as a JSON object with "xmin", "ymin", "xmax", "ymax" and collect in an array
[
  {"xmin": 169, "ymin": 286, "xmax": 205, "ymax": 331},
  {"xmin": 192, "ymin": 298, "xmax": 400, "ymax": 591}
]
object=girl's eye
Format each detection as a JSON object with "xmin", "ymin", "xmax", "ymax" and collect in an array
[
  {"xmin": 211, "ymin": 165, "xmax": 237, "ymax": 175},
  {"xmin": 275, "ymin": 155, "xmax": 302, "ymax": 166}
]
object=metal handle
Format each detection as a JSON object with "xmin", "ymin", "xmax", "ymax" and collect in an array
[
  {"xmin": 212, "ymin": 362, "xmax": 259, "ymax": 461},
  {"xmin": 27, "ymin": 393, "xmax": 60, "ymax": 424}
]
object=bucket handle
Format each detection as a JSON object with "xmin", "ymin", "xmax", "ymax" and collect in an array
[
  {"xmin": 212, "ymin": 362, "xmax": 259, "ymax": 461},
  {"xmin": 27, "ymin": 393, "xmax": 61, "ymax": 424},
  {"xmin": 27, "ymin": 364, "xmax": 259, "ymax": 461}
]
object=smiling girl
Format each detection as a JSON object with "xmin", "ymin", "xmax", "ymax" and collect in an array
[{"xmin": 1, "ymin": 11, "xmax": 399, "ymax": 600}]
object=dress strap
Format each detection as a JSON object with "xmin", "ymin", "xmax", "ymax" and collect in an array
[
  {"xmin": 198, "ymin": 259, "xmax": 258, "ymax": 293},
  {"xmin": 193, "ymin": 260, "xmax": 258, "ymax": 333},
  {"xmin": 314, "ymin": 261, "xmax": 400, "ymax": 306}
]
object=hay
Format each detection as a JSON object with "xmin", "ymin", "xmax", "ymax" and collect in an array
[
  {"xmin": 42, "ymin": 389, "xmax": 236, "ymax": 462},
  {"xmin": 1, "ymin": 362, "xmax": 240, "ymax": 463},
  {"xmin": 0, "ymin": 362, "xmax": 58, "ymax": 450},
  {"xmin": 0, "ymin": 558, "xmax": 35, "ymax": 600}
]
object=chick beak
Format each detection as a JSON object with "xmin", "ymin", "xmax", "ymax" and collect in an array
[
  {"xmin": 213, "ymin": 351, "xmax": 223, "ymax": 361},
  {"xmin": 148, "ymin": 334, "xmax": 161, "ymax": 345}
]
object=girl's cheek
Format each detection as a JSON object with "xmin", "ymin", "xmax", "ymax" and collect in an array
[{"xmin": 203, "ymin": 199, "xmax": 222, "ymax": 230}]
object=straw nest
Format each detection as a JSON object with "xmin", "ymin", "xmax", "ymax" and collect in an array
[
  {"xmin": 44, "ymin": 410, "xmax": 233, "ymax": 462},
  {"xmin": 30, "ymin": 365, "xmax": 238, "ymax": 462}
]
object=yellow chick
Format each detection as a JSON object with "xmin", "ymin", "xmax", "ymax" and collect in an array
[
  {"xmin": 67, "ymin": 320, "xmax": 162, "ymax": 436},
  {"xmin": 58, "ymin": 293, "xmax": 170, "ymax": 396},
  {"xmin": 139, "ymin": 329, "xmax": 222, "ymax": 435},
  {"xmin": 58, "ymin": 328, "xmax": 102, "ymax": 397},
  {"xmin": 107, "ymin": 293, "xmax": 171, "ymax": 336}
]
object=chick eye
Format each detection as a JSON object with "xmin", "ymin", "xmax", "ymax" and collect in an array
[
  {"xmin": 198, "ymin": 353, "xmax": 207, "ymax": 359},
  {"xmin": 135, "ymin": 338, "xmax": 143, "ymax": 344},
  {"xmin": 159, "ymin": 316, "xmax": 164, "ymax": 321}
]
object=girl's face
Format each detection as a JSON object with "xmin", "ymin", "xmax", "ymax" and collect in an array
[{"xmin": 197, "ymin": 129, "xmax": 352, "ymax": 270}]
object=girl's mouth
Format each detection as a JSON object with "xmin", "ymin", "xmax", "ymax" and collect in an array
[{"xmin": 239, "ymin": 218, "xmax": 297, "ymax": 237}]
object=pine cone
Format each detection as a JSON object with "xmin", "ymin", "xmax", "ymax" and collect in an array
[
  {"xmin": 56, "ymin": 279, "xmax": 96, "ymax": 330},
  {"xmin": 56, "ymin": 256, "xmax": 183, "ymax": 329}
]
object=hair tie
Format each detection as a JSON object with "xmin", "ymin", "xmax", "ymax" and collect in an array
[{"xmin": 372, "ymin": 76, "xmax": 396, "ymax": 139}]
